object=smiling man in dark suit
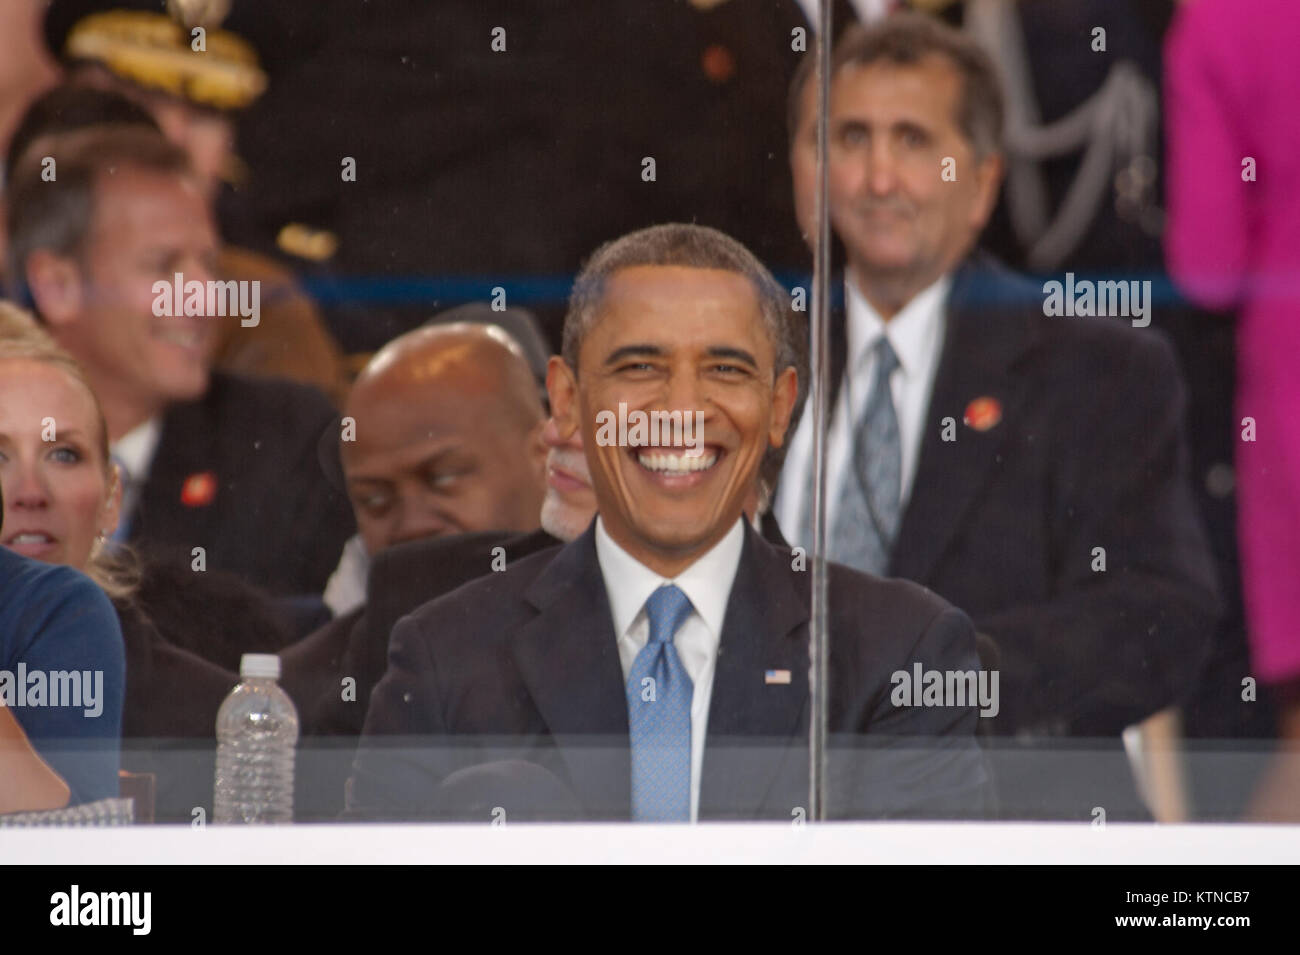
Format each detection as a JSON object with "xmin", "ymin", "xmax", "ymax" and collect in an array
[
  {"xmin": 347, "ymin": 222, "xmax": 989, "ymax": 822},
  {"xmin": 5, "ymin": 125, "xmax": 353, "ymax": 598},
  {"xmin": 777, "ymin": 14, "xmax": 1219, "ymax": 817}
]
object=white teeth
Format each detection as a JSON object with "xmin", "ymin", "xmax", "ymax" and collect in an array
[
  {"xmin": 637, "ymin": 450, "xmax": 718, "ymax": 473},
  {"xmin": 12, "ymin": 533, "xmax": 52, "ymax": 544}
]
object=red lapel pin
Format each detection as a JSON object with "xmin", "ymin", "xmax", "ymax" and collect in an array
[
  {"xmin": 963, "ymin": 396, "xmax": 1003, "ymax": 432},
  {"xmin": 701, "ymin": 43, "xmax": 736, "ymax": 84},
  {"xmin": 180, "ymin": 471, "xmax": 218, "ymax": 508}
]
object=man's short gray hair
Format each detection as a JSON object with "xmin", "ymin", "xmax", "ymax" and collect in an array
[
  {"xmin": 563, "ymin": 223, "xmax": 808, "ymax": 512},
  {"xmin": 563, "ymin": 223, "xmax": 800, "ymax": 382},
  {"xmin": 786, "ymin": 11, "xmax": 1005, "ymax": 162}
]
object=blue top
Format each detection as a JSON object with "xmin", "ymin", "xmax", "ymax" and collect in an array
[{"xmin": 0, "ymin": 548, "xmax": 125, "ymax": 804}]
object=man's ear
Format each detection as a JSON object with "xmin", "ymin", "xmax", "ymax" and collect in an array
[
  {"xmin": 767, "ymin": 365, "xmax": 800, "ymax": 451},
  {"xmin": 971, "ymin": 151, "xmax": 1005, "ymax": 232},
  {"xmin": 24, "ymin": 250, "xmax": 85, "ymax": 329},
  {"xmin": 546, "ymin": 355, "xmax": 582, "ymax": 441}
]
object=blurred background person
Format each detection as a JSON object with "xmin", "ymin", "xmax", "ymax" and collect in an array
[
  {"xmin": 1164, "ymin": 0, "xmax": 1300, "ymax": 821},
  {"xmin": 281, "ymin": 319, "xmax": 548, "ymax": 817},
  {"xmin": 318, "ymin": 319, "xmax": 548, "ymax": 620},
  {"xmin": 314, "ymin": 300, "xmax": 553, "ymax": 623},
  {"xmin": 32, "ymin": 1, "xmax": 349, "ymax": 403},
  {"xmin": 777, "ymin": 14, "xmax": 1218, "ymax": 819},
  {"xmin": 0, "ymin": 308, "xmax": 124, "ymax": 807},
  {"xmin": 0, "ymin": 303, "xmax": 269, "ymax": 819},
  {"xmin": 539, "ymin": 415, "xmax": 600, "ymax": 547},
  {"xmin": 826, "ymin": 0, "xmax": 1257, "ymax": 822},
  {"xmin": 289, "ymin": 412, "xmax": 582, "ymax": 734},
  {"xmin": 5, "ymin": 124, "xmax": 354, "ymax": 601}
]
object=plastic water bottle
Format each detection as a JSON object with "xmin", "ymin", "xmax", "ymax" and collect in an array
[{"xmin": 213, "ymin": 654, "xmax": 298, "ymax": 824}]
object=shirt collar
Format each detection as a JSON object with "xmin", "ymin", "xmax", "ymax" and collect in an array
[
  {"xmin": 594, "ymin": 515, "xmax": 745, "ymax": 639},
  {"xmin": 845, "ymin": 271, "xmax": 952, "ymax": 378},
  {"xmin": 110, "ymin": 416, "xmax": 163, "ymax": 485},
  {"xmin": 322, "ymin": 534, "xmax": 370, "ymax": 618}
]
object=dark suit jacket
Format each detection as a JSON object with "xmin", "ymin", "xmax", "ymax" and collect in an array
[
  {"xmin": 128, "ymin": 371, "xmax": 355, "ymax": 597},
  {"xmin": 801, "ymin": 255, "xmax": 1219, "ymax": 819},
  {"xmin": 282, "ymin": 529, "xmax": 559, "ymax": 820},
  {"xmin": 282, "ymin": 529, "xmax": 561, "ymax": 738},
  {"xmin": 347, "ymin": 521, "xmax": 991, "ymax": 822},
  {"xmin": 115, "ymin": 598, "xmax": 239, "ymax": 823},
  {"xmin": 825, "ymin": 255, "xmax": 1219, "ymax": 741},
  {"xmin": 285, "ymin": 520, "xmax": 789, "ymax": 740}
]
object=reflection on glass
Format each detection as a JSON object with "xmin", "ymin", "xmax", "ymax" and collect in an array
[{"xmin": 0, "ymin": 2, "xmax": 1288, "ymax": 836}]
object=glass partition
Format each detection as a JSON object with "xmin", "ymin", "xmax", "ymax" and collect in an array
[{"xmin": 0, "ymin": 0, "xmax": 1288, "ymax": 838}]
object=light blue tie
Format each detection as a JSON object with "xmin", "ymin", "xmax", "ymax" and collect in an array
[
  {"xmin": 627, "ymin": 584, "xmax": 695, "ymax": 822},
  {"xmin": 827, "ymin": 336, "xmax": 902, "ymax": 575}
]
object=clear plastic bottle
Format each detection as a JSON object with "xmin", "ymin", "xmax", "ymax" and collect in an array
[{"xmin": 213, "ymin": 653, "xmax": 298, "ymax": 824}]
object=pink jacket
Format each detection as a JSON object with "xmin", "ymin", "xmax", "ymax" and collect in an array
[{"xmin": 1166, "ymin": 0, "xmax": 1300, "ymax": 684}]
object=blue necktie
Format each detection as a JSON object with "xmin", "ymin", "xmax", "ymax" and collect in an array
[
  {"xmin": 826, "ymin": 336, "xmax": 902, "ymax": 575},
  {"xmin": 627, "ymin": 584, "xmax": 695, "ymax": 822}
]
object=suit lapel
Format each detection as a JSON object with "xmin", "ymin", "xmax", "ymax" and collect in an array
[
  {"xmin": 512, "ymin": 523, "xmax": 812, "ymax": 819},
  {"xmin": 888, "ymin": 257, "xmax": 1041, "ymax": 584},
  {"xmin": 511, "ymin": 527, "xmax": 632, "ymax": 817},
  {"xmin": 699, "ymin": 524, "xmax": 809, "ymax": 819},
  {"xmin": 131, "ymin": 398, "xmax": 223, "ymax": 557}
]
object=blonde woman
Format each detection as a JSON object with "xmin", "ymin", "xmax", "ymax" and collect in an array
[{"xmin": 0, "ymin": 304, "xmax": 237, "ymax": 818}]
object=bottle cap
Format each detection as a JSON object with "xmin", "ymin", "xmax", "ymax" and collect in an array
[{"xmin": 240, "ymin": 653, "xmax": 281, "ymax": 680}]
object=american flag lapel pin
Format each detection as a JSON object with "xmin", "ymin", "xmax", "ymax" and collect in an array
[{"xmin": 765, "ymin": 669, "xmax": 791, "ymax": 685}]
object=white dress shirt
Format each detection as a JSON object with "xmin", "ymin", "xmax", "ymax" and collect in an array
[
  {"xmin": 110, "ymin": 416, "xmax": 163, "ymax": 530},
  {"xmin": 322, "ymin": 534, "xmax": 370, "ymax": 618},
  {"xmin": 775, "ymin": 272, "xmax": 950, "ymax": 550},
  {"xmin": 594, "ymin": 515, "xmax": 745, "ymax": 822}
]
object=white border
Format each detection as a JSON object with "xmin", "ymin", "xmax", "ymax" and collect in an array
[{"xmin": 6, "ymin": 822, "xmax": 1300, "ymax": 864}]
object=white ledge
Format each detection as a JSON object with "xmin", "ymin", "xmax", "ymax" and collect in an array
[{"xmin": 6, "ymin": 822, "xmax": 1300, "ymax": 864}]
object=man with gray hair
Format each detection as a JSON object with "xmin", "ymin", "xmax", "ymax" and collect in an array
[
  {"xmin": 349, "ymin": 223, "xmax": 990, "ymax": 822},
  {"xmin": 777, "ymin": 13, "xmax": 1218, "ymax": 818}
]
